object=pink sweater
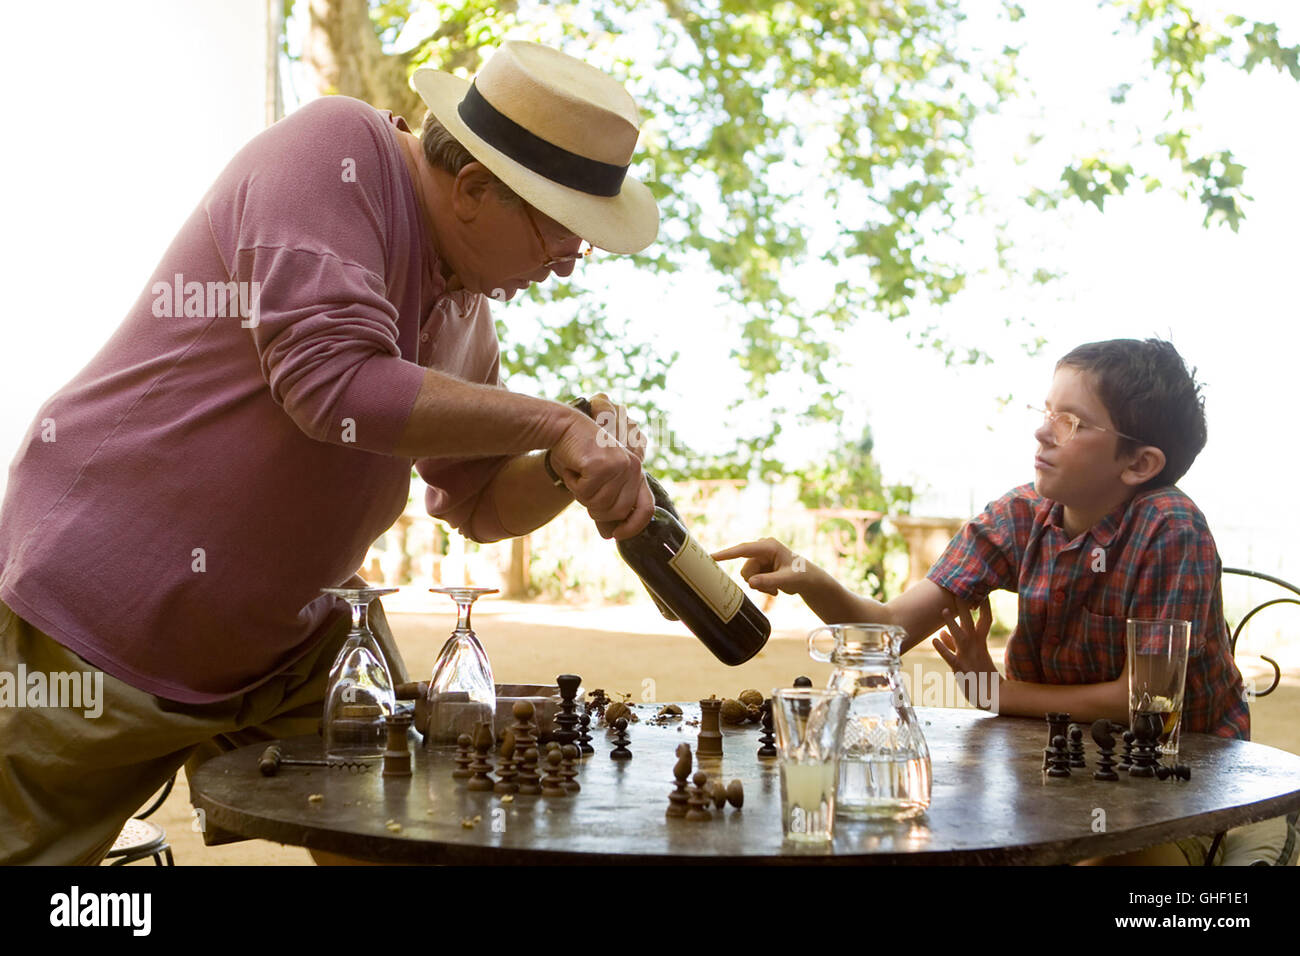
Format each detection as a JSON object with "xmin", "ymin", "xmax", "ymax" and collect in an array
[{"xmin": 0, "ymin": 97, "xmax": 505, "ymax": 703}]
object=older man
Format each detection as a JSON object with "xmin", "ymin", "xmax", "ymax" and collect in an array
[{"xmin": 0, "ymin": 40, "xmax": 657, "ymax": 864}]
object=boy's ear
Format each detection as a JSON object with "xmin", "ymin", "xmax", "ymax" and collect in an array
[{"xmin": 1121, "ymin": 445, "xmax": 1166, "ymax": 487}]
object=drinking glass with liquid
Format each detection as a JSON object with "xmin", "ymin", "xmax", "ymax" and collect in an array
[{"xmin": 772, "ymin": 688, "xmax": 851, "ymax": 843}]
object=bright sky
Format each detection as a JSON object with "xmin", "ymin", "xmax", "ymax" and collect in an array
[{"xmin": 1, "ymin": 0, "xmax": 1297, "ymax": 578}]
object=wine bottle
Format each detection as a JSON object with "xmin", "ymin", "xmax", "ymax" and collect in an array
[{"xmin": 615, "ymin": 506, "xmax": 772, "ymax": 666}]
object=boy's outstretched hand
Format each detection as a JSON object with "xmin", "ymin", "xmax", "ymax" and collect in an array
[
  {"xmin": 711, "ymin": 537, "xmax": 812, "ymax": 596},
  {"xmin": 932, "ymin": 598, "xmax": 1001, "ymax": 711}
]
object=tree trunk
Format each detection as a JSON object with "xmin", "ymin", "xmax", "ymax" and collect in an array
[
  {"xmin": 303, "ymin": 0, "xmax": 427, "ymax": 122},
  {"xmin": 504, "ymin": 534, "xmax": 530, "ymax": 599}
]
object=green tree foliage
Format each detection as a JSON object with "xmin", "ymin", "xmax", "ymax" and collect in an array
[{"xmin": 291, "ymin": 0, "xmax": 1297, "ymax": 482}]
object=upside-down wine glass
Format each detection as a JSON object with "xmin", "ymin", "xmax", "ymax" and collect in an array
[
  {"xmin": 320, "ymin": 587, "xmax": 399, "ymax": 763},
  {"xmin": 426, "ymin": 587, "xmax": 498, "ymax": 743}
]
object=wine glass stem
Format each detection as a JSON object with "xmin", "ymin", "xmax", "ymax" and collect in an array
[
  {"xmin": 353, "ymin": 601, "xmax": 369, "ymax": 633},
  {"xmin": 455, "ymin": 598, "xmax": 473, "ymax": 634}
]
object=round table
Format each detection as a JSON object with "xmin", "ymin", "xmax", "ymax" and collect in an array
[{"xmin": 190, "ymin": 704, "xmax": 1300, "ymax": 864}]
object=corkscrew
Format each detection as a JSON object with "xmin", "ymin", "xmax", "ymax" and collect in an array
[{"xmin": 258, "ymin": 744, "xmax": 370, "ymax": 776}]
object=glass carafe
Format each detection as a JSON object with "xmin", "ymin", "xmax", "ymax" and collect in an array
[{"xmin": 809, "ymin": 623, "xmax": 931, "ymax": 820}]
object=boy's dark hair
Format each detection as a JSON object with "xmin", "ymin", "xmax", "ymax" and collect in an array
[{"xmin": 1056, "ymin": 338, "xmax": 1207, "ymax": 491}]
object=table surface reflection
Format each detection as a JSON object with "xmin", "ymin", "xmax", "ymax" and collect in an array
[{"xmin": 190, "ymin": 704, "xmax": 1300, "ymax": 864}]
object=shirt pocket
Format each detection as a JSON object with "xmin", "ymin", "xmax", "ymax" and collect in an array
[{"xmin": 1079, "ymin": 607, "xmax": 1127, "ymax": 682}]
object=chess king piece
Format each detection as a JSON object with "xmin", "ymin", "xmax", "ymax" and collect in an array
[
  {"xmin": 667, "ymin": 743, "xmax": 692, "ymax": 818},
  {"xmin": 610, "ymin": 717, "xmax": 633, "ymax": 760},
  {"xmin": 697, "ymin": 698, "xmax": 723, "ymax": 757}
]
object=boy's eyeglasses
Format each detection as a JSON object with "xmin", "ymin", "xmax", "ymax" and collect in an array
[
  {"xmin": 523, "ymin": 205, "xmax": 594, "ymax": 268},
  {"xmin": 1027, "ymin": 404, "xmax": 1147, "ymax": 447}
]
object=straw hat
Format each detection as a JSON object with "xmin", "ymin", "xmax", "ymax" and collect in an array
[{"xmin": 411, "ymin": 41, "xmax": 659, "ymax": 254}]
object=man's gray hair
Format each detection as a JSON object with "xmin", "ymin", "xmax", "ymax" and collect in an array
[{"xmin": 421, "ymin": 113, "xmax": 522, "ymax": 205}]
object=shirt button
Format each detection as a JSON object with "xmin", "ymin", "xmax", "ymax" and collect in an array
[
  {"xmin": 1053, "ymin": 590, "xmax": 1065, "ymax": 604},
  {"xmin": 420, "ymin": 333, "xmax": 430, "ymax": 342}
]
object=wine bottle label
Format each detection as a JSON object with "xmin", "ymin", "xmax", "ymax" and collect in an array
[{"xmin": 667, "ymin": 533, "xmax": 743, "ymax": 622}]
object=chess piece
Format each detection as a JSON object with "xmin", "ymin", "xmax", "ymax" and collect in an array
[
  {"xmin": 1090, "ymin": 718, "xmax": 1119, "ymax": 782},
  {"xmin": 541, "ymin": 748, "xmax": 568, "ymax": 796},
  {"xmin": 467, "ymin": 722, "xmax": 496, "ymax": 791},
  {"xmin": 1046, "ymin": 735, "xmax": 1071, "ymax": 777},
  {"xmin": 1118, "ymin": 730, "xmax": 1135, "ymax": 772},
  {"xmin": 1128, "ymin": 713, "xmax": 1161, "ymax": 778},
  {"xmin": 757, "ymin": 699, "xmax": 778, "ymax": 759},
  {"xmin": 555, "ymin": 674, "xmax": 581, "ymax": 749},
  {"xmin": 726, "ymin": 779, "xmax": 744, "ymax": 809},
  {"xmin": 610, "ymin": 717, "xmax": 632, "ymax": 760},
  {"xmin": 1044, "ymin": 712, "xmax": 1071, "ymax": 769},
  {"xmin": 511, "ymin": 701, "xmax": 537, "ymax": 757},
  {"xmin": 577, "ymin": 711, "xmax": 595, "ymax": 756},
  {"xmin": 382, "ymin": 711, "xmax": 413, "ymax": 777},
  {"xmin": 495, "ymin": 729, "xmax": 519, "ymax": 794},
  {"xmin": 708, "ymin": 780, "xmax": 727, "ymax": 810},
  {"xmin": 697, "ymin": 698, "xmax": 723, "ymax": 757},
  {"xmin": 685, "ymin": 771, "xmax": 713, "ymax": 821},
  {"xmin": 518, "ymin": 747, "xmax": 542, "ymax": 795},
  {"xmin": 793, "ymin": 676, "xmax": 813, "ymax": 688},
  {"xmin": 560, "ymin": 744, "xmax": 581, "ymax": 793},
  {"xmin": 1173, "ymin": 764, "xmax": 1191, "ymax": 781},
  {"xmin": 667, "ymin": 743, "xmax": 692, "ymax": 818},
  {"xmin": 1067, "ymin": 725, "xmax": 1086, "ymax": 769},
  {"xmin": 1155, "ymin": 764, "xmax": 1172, "ymax": 781},
  {"xmin": 453, "ymin": 733, "xmax": 474, "ymax": 779}
]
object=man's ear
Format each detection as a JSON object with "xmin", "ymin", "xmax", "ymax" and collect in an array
[
  {"xmin": 449, "ymin": 162, "xmax": 498, "ymax": 222},
  {"xmin": 1121, "ymin": 445, "xmax": 1166, "ymax": 487}
]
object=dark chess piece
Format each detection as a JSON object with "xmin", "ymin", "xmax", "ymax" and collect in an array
[
  {"xmin": 610, "ymin": 717, "xmax": 633, "ymax": 760},
  {"xmin": 1067, "ymin": 725, "xmax": 1086, "ymax": 768},
  {"xmin": 518, "ymin": 747, "xmax": 542, "ymax": 795},
  {"xmin": 1155, "ymin": 765, "xmax": 1173, "ymax": 781},
  {"xmin": 685, "ymin": 771, "xmax": 713, "ymax": 821},
  {"xmin": 467, "ymin": 722, "xmax": 496, "ymax": 792},
  {"xmin": 577, "ymin": 710, "xmax": 595, "ymax": 756},
  {"xmin": 555, "ymin": 674, "xmax": 581, "ymax": 749},
  {"xmin": 560, "ymin": 744, "xmax": 581, "ymax": 793},
  {"xmin": 667, "ymin": 743, "xmax": 692, "ymax": 818},
  {"xmin": 1044, "ymin": 712, "xmax": 1071, "ymax": 769},
  {"xmin": 453, "ymin": 733, "xmax": 474, "ymax": 779},
  {"xmin": 1118, "ymin": 730, "xmax": 1135, "ymax": 772},
  {"xmin": 1128, "ymin": 712, "xmax": 1162, "ymax": 778},
  {"xmin": 793, "ymin": 676, "xmax": 813, "ymax": 688},
  {"xmin": 495, "ymin": 729, "xmax": 519, "ymax": 794},
  {"xmin": 1090, "ymin": 718, "xmax": 1119, "ymax": 781},
  {"xmin": 1046, "ymin": 734, "xmax": 1071, "ymax": 777},
  {"xmin": 1174, "ymin": 764, "xmax": 1191, "ymax": 781},
  {"xmin": 757, "ymin": 699, "xmax": 778, "ymax": 759},
  {"xmin": 541, "ymin": 748, "xmax": 569, "ymax": 796},
  {"xmin": 698, "ymin": 698, "xmax": 723, "ymax": 757}
]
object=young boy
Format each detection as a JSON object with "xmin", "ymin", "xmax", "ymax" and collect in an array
[{"xmin": 714, "ymin": 338, "xmax": 1249, "ymax": 740}]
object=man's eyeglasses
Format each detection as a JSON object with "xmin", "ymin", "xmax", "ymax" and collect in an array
[
  {"xmin": 523, "ymin": 204, "xmax": 593, "ymax": 268},
  {"xmin": 1027, "ymin": 404, "xmax": 1147, "ymax": 447}
]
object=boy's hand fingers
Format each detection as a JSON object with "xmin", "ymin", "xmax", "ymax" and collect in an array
[{"xmin": 932, "ymin": 637, "xmax": 957, "ymax": 669}]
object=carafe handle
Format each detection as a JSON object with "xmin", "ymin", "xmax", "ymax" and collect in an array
[{"xmin": 808, "ymin": 626, "xmax": 838, "ymax": 663}]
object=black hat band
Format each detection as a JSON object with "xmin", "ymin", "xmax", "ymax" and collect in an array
[{"xmin": 457, "ymin": 81, "xmax": 629, "ymax": 198}]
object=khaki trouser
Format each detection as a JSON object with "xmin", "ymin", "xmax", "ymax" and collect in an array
[{"xmin": 0, "ymin": 596, "xmax": 407, "ymax": 865}]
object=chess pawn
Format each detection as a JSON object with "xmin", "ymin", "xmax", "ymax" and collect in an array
[
  {"xmin": 577, "ymin": 711, "xmax": 595, "ymax": 756},
  {"xmin": 511, "ymin": 700, "xmax": 537, "ymax": 757},
  {"xmin": 697, "ymin": 698, "xmax": 723, "ymax": 757},
  {"xmin": 667, "ymin": 743, "xmax": 692, "ymax": 818},
  {"xmin": 560, "ymin": 744, "xmax": 581, "ymax": 793},
  {"xmin": 707, "ymin": 780, "xmax": 727, "ymax": 810},
  {"xmin": 467, "ymin": 722, "xmax": 496, "ymax": 791},
  {"xmin": 494, "ymin": 729, "xmax": 519, "ymax": 794},
  {"xmin": 1046, "ymin": 735, "xmax": 1071, "ymax": 777},
  {"xmin": 541, "ymin": 748, "xmax": 568, "ymax": 796},
  {"xmin": 453, "ymin": 733, "xmax": 474, "ymax": 779},
  {"xmin": 757, "ymin": 699, "xmax": 777, "ymax": 759},
  {"xmin": 685, "ymin": 771, "xmax": 713, "ymax": 822},
  {"xmin": 1118, "ymin": 730, "xmax": 1135, "ymax": 772},
  {"xmin": 518, "ymin": 747, "xmax": 542, "ymax": 795},
  {"xmin": 1067, "ymin": 725, "xmax": 1086, "ymax": 768},
  {"xmin": 610, "ymin": 717, "xmax": 633, "ymax": 760}
]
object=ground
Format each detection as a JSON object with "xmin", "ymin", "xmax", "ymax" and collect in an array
[{"xmin": 125, "ymin": 600, "xmax": 1300, "ymax": 865}]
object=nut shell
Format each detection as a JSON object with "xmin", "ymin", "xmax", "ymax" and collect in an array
[
  {"xmin": 720, "ymin": 699, "xmax": 749, "ymax": 725},
  {"xmin": 738, "ymin": 689, "xmax": 764, "ymax": 708},
  {"xmin": 605, "ymin": 701, "xmax": 631, "ymax": 725}
]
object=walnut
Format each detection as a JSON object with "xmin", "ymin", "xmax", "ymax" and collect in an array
[
  {"xmin": 657, "ymin": 704, "xmax": 683, "ymax": 718},
  {"xmin": 720, "ymin": 698, "xmax": 749, "ymax": 725},
  {"xmin": 738, "ymin": 689, "xmax": 764, "ymax": 709},
  {"xmin": 605, "ymin": 701, "xmax": 631, "ymax": 725}
]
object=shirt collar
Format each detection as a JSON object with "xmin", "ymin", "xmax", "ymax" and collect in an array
[{"xmin": 1043, "ymin": 496, "xmax": 1126, "ymax": 549}]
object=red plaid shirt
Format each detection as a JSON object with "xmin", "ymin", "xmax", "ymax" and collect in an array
[{"xmin": 928, "ymin": 484, "xmax": 1249, "ymax": 739}]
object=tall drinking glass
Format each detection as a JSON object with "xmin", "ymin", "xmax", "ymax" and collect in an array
[
  {"xmin": 772, "ymin": 688, "xmax": 851, "ymax": 843},
  {"xmin": 1127, "ymin": 618, "xmax": 1191, "ymax": 760},
  {"xmin": 426, "ymin": 587, "xmax": 498, "ymax": 743},
  {"xmin": 321, "ymin": 587, "xmax": 399, "ymax": 763}
]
